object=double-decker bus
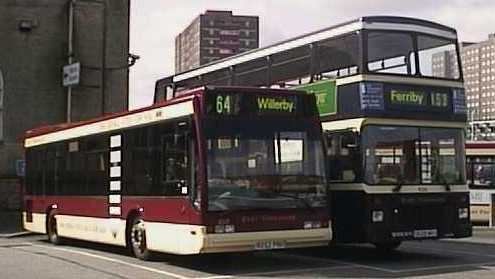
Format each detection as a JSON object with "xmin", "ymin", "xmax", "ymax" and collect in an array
[
  {"xmin": 466, "ymin": 141, "xmax": 495, "ymax": 224},
  {"xmin": 154, "ymin": 16, "xmax": 472, "ymax": 250},
  {"xmin": 23, "ymin": 86, "xmax": 331, "ymax": 259}
]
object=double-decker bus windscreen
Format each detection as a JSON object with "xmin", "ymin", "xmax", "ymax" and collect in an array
[
  {"xmin": 367, "ymin": 31, "xmax": 460, "ymax": 79},
  {"xmin": 363, "ymin": 126, "xmax": 465, "ymax": 185},
  {"xmin": 204, "ymin": 118, "xmax": 327, "ymax": 211}
]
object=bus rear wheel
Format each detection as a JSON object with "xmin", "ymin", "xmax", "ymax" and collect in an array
[
  {"xmin": 129, "ymin": 217, "xmax": 152, "ymax": 260},
  {"xmin": 373, "ymin": 241, "xmax": 402, "ymax": 251},
  {"xmin": 47, "ymin": 213, "xmax": 63, "ymax": 245}
]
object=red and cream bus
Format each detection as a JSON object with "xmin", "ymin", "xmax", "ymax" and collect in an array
[
  {"xmin": 23, "ymin": 86, "xmax": 331, "ymax": 259},
  {"xmin": 466, "ymin": 141, "xmax": 495, "ymax": 224},
  {"xmin": 466, "ymin": 141, "xmax": 495, "ymax": 189}
]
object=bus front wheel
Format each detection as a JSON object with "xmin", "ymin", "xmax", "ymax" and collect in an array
[
  {"xmin": 47, "ymin": 213, "xmax": 63, "ymax": 245},
  {"xmin": 129, "ymin": 217, "xmax": 152, "ymax": 260},
  {"xmin": 373, "ymin": 241, "xmax": 402, "ymax": 251}
]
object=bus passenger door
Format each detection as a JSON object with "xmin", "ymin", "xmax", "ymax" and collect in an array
[
  {"xmin": 159, "ymin": 122, "xmax": 194, "ymax": 222},
  {"xmin": 161, "ymin": 131, "xmax": 189, "ymax": 197},
  {"xmin": 325, "ymin": 131, "xmax": 363, "ymax": 242}
]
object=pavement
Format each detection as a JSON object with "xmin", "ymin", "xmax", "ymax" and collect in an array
[
  {"xmin": 0, "ymin": 211, "xmax": 22, "ymax": 236},
  {"xmin": 3, "ymin": 233, "xmax": 495, "ymax": 278},
  {"xmin": 0, "ymin": 230, "xmax": 33, "ymax": 238}
]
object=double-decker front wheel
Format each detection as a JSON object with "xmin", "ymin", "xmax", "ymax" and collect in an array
[
  {"xmin": 129, "ymin": 217, "xmax": 152, "ymax": 260},
  {"xmin": 373, "ymin": 241, "xmax": 402, "ymax": 252}
]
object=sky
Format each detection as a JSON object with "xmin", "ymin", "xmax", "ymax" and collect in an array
[{"xmin": 129, "ymin": 0, "xmax": 495, "ymax": 109}]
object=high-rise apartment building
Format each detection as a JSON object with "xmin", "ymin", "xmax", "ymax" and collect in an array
[
  {"xmin": 175, "ymin": 10, "xmax": 259, "ymax": 73},
  {"xmin": 462, "ymin": 36, "xmax": 495, "ymax": 123},
  {"xmin": 432, "ymin": 34, "xmax": 495, "ymax": 139},
  {"xmin": 433, "ymin": 36, "xmax": 495, "ymax": 122},
  {"xmin": 431, "ymin": 47, "xmax": 461, "ymax": 79}
]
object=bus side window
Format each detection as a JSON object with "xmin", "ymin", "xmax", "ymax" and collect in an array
[
  {"xmin": 131, "ymin": 128, "xmax": 153, "ymax": 195},
  {"xmin": 161, "ymin": 127, "xmax": 190, "ymax": 196}
]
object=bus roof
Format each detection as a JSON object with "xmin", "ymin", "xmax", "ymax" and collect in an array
[{"xmin": 158, "ymin": 16, "xmax": 457, "ymax": 91}]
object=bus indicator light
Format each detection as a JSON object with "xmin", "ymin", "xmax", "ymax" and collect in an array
[{"xmin": 372, "ymin": 210, "xmax": 384, "ymax": 222}]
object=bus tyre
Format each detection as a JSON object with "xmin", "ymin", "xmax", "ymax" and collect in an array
[
  {"xmin": 373, "ymin": 241, "xmax": 402, "ymax": 252},
  {"xmin": 47, "ymin": 213, "xmax": 63, "ymax": 245},
  {"xmin": 129, "ymin": 217, "xmax": 152, "ymax": 260}
]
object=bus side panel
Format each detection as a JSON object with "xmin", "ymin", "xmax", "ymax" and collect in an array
[
  {"xmin": 121, "ymin": 197, "xmax": 201, "ymax": 224},
  {"xmin": 145, "ymin": 222, "xmax": 205, "ymax": 255},
  {"xmin": 23, "ymin": 211, "xmax": 46, "ymax": 234},
  {"xmin": 23, "ymin": 194, "xmax": 48, "ymax": 234},
  {"xmin": 56, "ymin": 215, "xmax": 127, "ymax": 246}
]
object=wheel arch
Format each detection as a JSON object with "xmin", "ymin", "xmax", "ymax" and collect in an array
[
  {"xmin": 125, "ymin": 209, "xmax": 142, "ymax": 248},
  {"xmin": 45, "ymin": 205, "xmax": 58, "ymax": 234}
]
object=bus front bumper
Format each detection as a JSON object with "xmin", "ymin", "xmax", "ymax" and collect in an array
[
  {"xmin": 201, "ymin": 227, "xmax": 332, "ymax": 253},
  {"xmin": 366, "ymin": 223, "xmax": 472, "ymax": 243}
]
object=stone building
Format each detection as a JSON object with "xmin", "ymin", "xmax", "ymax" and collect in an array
[{"xmin": 0, "ymin": 0, "xmax": 130, "ymax": 230}]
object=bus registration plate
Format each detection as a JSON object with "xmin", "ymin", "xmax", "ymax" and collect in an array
[
  {"xmin": 254, "ymin": 240, "xmax": 286, "ymax": 250},
  {"xmin": 413, "ymin": 229, "xmax": 437, "ymax": 238}
]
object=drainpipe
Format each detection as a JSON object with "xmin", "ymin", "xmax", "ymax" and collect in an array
[{"xmin": 67, "ymin": 0, "xmax": 76, "ymax": 123}]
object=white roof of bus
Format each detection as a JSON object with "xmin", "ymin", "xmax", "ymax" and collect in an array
[{"xmin": 172, "ymin": 17, "xmax": 458, "ymax": 83}]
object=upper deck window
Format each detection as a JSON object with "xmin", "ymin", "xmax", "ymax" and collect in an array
[
  {"xmin": 366, "ymin": 31, "xmax": 460, "ymax": 80},
  {"xmin": 367, "ymin": 32, "xmax": 416, "ymax": 75},
  {"xmin": 417, "ymin": 35, "xmax": 460, "ymax": 79},
  {"xmin": 319, "ymin": 33, "xmax": 360, "ymax": 78}
]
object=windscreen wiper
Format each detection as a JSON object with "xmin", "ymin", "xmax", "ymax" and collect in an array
[
  {"xmin": 440, "ymin": 175, "xmax": 451, "ymax": 191},
  {"xmin": 393, "ymin": 174, "xmax": 404, "ymax": 192}
]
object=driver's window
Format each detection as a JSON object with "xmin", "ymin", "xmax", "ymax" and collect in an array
[{"xmin": 326, "ymin": 132, "xmax": 360, "ymax": 182}]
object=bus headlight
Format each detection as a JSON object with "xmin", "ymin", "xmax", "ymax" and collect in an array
[
  {"xmin": 304, "ymin": 221, "xmax": 322, "ymax": 229},
  {"xmin": 214, "ymin": 225, "xmax": 225, "ymax": 233},
  {"xmin": 458, "ymin": 208, "xmax": 468, "ymax": 219},
  {"xmin": 372, "ymin": 210, "xmax": 384, "ymax": 222},
  {"xmin": 224, "ymin": 224, "xmax": 236, "ymax": 233},
  {"xmin": 213, "ymin": 224, "xmax": 236, "ymax": 233}
]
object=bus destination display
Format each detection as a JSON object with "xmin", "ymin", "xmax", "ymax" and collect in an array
[
  {"xmin": 359, "ymin": 82, "xmax": 453, "ymax": 113},
  {"xmin": 390, "ymin": 90, "xmax": 448, "ymax": 108},
  {"xmin": 207, "ymin": 91, "xmax": 303, "ymax": 116}
]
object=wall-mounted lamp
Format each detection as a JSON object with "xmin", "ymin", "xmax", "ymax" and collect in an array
[{"xmin": 18, "ymin": 19, "xmax": 37, "ymax": 32}]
